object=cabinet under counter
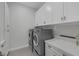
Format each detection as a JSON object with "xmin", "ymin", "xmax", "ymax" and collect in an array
[{"xmin": 45, "ymin": 37, "xmax": 79, "ymax": 56}]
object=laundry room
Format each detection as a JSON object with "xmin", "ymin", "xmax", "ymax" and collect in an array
[{"xmin": 0, "ymin": 1, "xmax": 79, "ymax": 56}]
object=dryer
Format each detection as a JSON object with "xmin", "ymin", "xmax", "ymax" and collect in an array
[{"xmin": 33, "ymin": 28, "xmax": 54, "ymax": 56}]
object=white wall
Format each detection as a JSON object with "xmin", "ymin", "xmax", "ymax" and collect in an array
[
  {"xmin": 54, "ymin": 22, "xmax": 79, "ymax": 37},
  {"xmin": 7, "ymin": 3, "xmax": 35, "ymax": 50},
  {"xmin": 41, "ymin": 22, "xmax": 79, "ymax": 38}
]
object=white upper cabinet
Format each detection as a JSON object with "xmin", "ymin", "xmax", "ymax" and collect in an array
[
  {"xmin": 35, "ymin": 2, "xmax": 63, "ymax": 26},
  {"xmin": 42, "ymin": 2, "xmax": 63, "ymax": 25},
  {"xmin": 35, "ymin": 2, "xmax": 79, "ymax": 26},
  {"xmin": 49, "ymin": 2, "xmax": 63, "ymax": 24},
  {"xmin": 64, "ymin": 2, "xmax": 79, "ymax": 23}
]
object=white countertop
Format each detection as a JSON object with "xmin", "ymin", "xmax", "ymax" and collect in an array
[{"xmin": 45, "ymin": 37, "xmax": 79, "ymax": 56}]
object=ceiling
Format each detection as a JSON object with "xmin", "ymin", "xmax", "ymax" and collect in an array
[{"xmin": 18, "ymin": 2, "xmax": 45, "ymax": 11}]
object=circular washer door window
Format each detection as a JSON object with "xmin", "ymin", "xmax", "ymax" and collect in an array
[{"xmin": 33, "ymin": 32, "xmax": 39, "ymax": 46}]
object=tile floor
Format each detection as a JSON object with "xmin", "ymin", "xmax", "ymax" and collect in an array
[{"xmin": 8, "ymin": 46, "xmax": 33, "ymax": 56}]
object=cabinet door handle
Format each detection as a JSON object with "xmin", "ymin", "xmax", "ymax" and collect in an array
[
  {"xmin": 44, "ymin": 21, "xmax": 46, "ymax": 24},
  {"xmin": 61, "ymin": 17, "xmax": 63, "ymax": 21},
  {"xmin": 48, "ymin": 45, "xmax": 52, "ymax": 48},
  {"xmin": 61, "ymin": 16, "xmax": 66, "ymax": 21},
  {"xmin": 63, "ymin": 16, "xmax": 66, "ymax": 20}
]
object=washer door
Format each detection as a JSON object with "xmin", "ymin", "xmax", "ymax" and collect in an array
[{"xmin": 33, "ymin": 32, "xmax": 39, "ymax": 47}]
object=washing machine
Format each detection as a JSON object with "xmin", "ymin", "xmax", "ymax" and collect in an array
[{"xmin": 33, "ymin": 28, "xmax": 54, "ymax": 56}]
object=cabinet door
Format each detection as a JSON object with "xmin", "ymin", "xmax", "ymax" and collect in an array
[
  {"xmin": 35, "ymin": 9, "xmax": 44, "ymax": 26},
  {"xmin": 35, "ymin": 12, "xmax": 39, "ymax": 26},
  {"xmin": 35, "ymin": 3, "xmax": 48, "ymax": 26},
  {"xmin": 64, "ymin": 2, "xmax": 79, "ymax": 23},
  {"xmin": 42, "ymin": 2, "xmax": 63, "ymax": 25},
  {"xmin": 45, "ymin": 43, "xmax": 63, "ymax": 56},
  {"xmin": 48, "ymin": 2, "xmax": 63, "ymax": 24},
  {"xmin": 45, "ymin": 44, "xmax": 57, "ymax": 56}
]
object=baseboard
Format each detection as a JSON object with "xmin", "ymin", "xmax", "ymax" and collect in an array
[{"xmin": 8, "ymin": 44, "xmax": 29, "ymax": 52}]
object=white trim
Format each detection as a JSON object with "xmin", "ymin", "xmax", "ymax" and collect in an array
[{"xmin": 8, "ymin": 44, "xmax": 29, "ymax": 52}]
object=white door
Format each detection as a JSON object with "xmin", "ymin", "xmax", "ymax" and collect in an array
[
  {"xmin": 0, "ymin": 2, "xmax": 6, "ymax": 55},
  {"xmin": 0, "ymin": 3, "xmax": 3, "ymax": 44},
  {"xmin": 0, "ymin": 2, "xmax": 9, "ymax": 56},
  {"xmin": 64, "ymin": 2, "xmax": 79, "ymax": 23},
  {"xmin": 3, "ymin": 3, "xmax": 10, "ymax": 55}
]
